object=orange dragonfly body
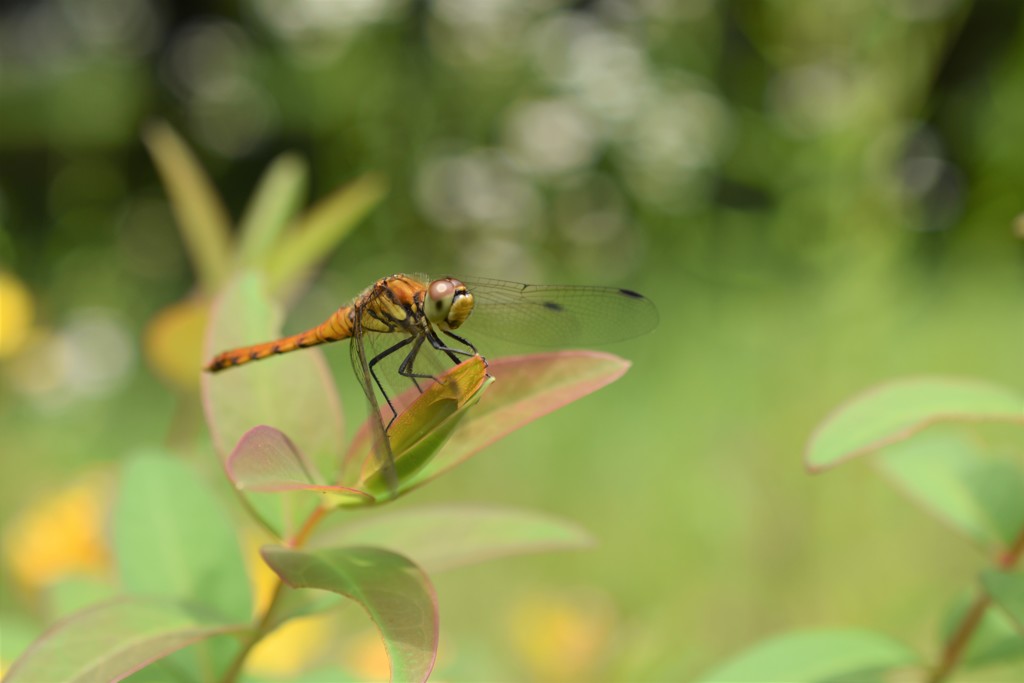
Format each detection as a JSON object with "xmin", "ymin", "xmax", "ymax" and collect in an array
[
  {"xmin": 206, "ymin": 274, "xmax": 475, "ymax": 375},
  {"xmin": 205, "ymin": 273, "xmax": 657, "ymax": 493}
]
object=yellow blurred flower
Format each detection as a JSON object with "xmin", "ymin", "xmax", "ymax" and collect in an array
[
  {"xmin": 242, "ymin": 530, "xmax": 334, "ymax": 677},
  {"xmin": 243, "ymin": 533, "xmax": 280, "ymax": 618},
  {"xmin": 242, "ymin": 527, "xmax": 393, "ymax": 680},
  {"xmin": 246, "ymin": 611, "xmax": 336, "ymax": 677},
  {"xmin": 0, "ymin": 271, "xmax": 35, "ymax": 358},
  {"xmin": 3, "ymin": 476, "xmax": 110, "ymax": 590},
  {"xmin": 341, "ymin": 627, "xmax": 390, "ymax": 681},
  {"xmin": 506, "ymin": 588, "xmax": 615, "ymax": 682},
  {"xmin": 143, "ymin": 296, "xmax": 209, "ymax": 391}
]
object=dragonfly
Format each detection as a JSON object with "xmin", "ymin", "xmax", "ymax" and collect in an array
[{"xmin": 204, "ymin": 274, "xmax": 658, "ymax": 493}]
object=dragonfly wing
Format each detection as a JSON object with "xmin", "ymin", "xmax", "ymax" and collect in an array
[
  {"xmin": 459, "ymin": 277, "xmax": 659, "ymax": 347},
  {"xmin": 349, "ymin": 285, "xmax": 473, "ymax": 496},
  {"xmin": 349, "ymin": 299, "xmax": 399, "ymax": 496}
]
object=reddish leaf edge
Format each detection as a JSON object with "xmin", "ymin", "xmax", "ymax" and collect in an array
[
  {"xmin": 358, "ymin": 364, "xmax": 492, "ymax": 499},
  {"xmin": 260, "ymin": 545, "xmax": 439, "ymax": 683},
  {"xmin": 348, "ymin": 350, "xmax": 626, "ymax": 489},
  {"xmin": 805, "ymin": 376, "xmax": 1024, "ymax": 474},
  {"xmin": 402, "ymin": 350, "xmax": 631, "ymax": 493},
  {"xmin": 341, "ymin": 356, "xmax": 489, "ymax": 485},
  {"xmin": 4, "ymin": 596, "xmax": 245, "ymax": 683},
  {"xmin": 309, "ymin": 502, "xmax": 597, "ymax": 572},
  {"xmin": 226, "ymin": 425, "xmax": 373, "ymax": 502},
  {"xmin": 227, "ymin": 425, "xmax": 324, "ymax": 486}
]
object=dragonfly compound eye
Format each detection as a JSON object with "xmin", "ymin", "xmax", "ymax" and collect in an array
[
  {"xmin": 426, "ymin": 278, "xmax": 458, "ymax": 324},
  {"xmin": 426, "ymin": 278, "xmax": 473, "ymax": 329}
]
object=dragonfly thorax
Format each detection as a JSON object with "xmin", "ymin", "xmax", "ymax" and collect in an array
[{"xmin": 425, "ymin": 277, "xmax": 474, "ymax": 330}]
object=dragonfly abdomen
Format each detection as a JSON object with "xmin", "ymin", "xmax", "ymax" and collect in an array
[{"xmin": 204, "ymin": 306, "xmax": 355, "ymax": 372}]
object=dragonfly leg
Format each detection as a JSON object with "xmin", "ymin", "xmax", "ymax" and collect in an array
[
  {"xmin": 441, "ymin": 330, "xmax": 487, "ymax": 367},
  {"xmin": 368, "ymin": 335, "xmax": 415, "ymax": 430},
  {"xmin": 427, "ymin": 330, "xmax": 475, "ymax": 366},
  {"xmin": 398, "ymin": 335, "xmax": 442, "ymax": 392}
]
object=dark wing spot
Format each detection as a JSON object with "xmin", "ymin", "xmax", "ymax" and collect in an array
[
  {"xmin": 250, "ymin": 351, "xmax": 260, "ymax": 360},
  {"xmin": 618, "ymin": 288, "xmax": 644, "ymax": 299},
  {"xmin": 541, "ymin": 301, "xmax": 564, "ymax": 312},
  {"xmin": 271, "ymin": 344, "xmax": 281, "ymax": 354}
]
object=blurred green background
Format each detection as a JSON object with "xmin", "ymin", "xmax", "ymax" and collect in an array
[{"xmin": 1, "ymin": 0, "xmax": 1022, "ymax": 680}]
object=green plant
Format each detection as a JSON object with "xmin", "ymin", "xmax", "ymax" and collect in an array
[
  {"xmin": 699, "ymin": 377, "xmax": 1024, "ymax": 682},
  {"xmin": 3, "ymin": 125, "xmax": 633, "ymax": 682}
]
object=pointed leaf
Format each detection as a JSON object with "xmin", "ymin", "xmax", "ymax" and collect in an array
[
  {"xmin": 237, "ymin": 153, "xmax": 308, "ymax": 266},
  {"xmin": 874, "ymin": 429, "xmax": 1024, "ymax": 550},
  {"xmin": 142, "ymin": 122, "xmax": 232, "ymax": 291},
  {"xmin": 228, "ymin": 426, "xmax": 372, "ymax": 506},
  {"xmin": 417, "ymin": 351, "xmax": 629, "ymax": 488},
  {"xmin": 984, "ymin": 571, "xmax": 1024, "ymax": 633},
  {"xmin": 114, "ymin": 452, "xmax": 252, "ymax": 624},
  {"xmin": 697, "ymin": 629, "xmax": 919, "ymax": 682},
  {"xmin": 343, "ymin": 352, "xmax": 627, "ymax": 491},
  {"xmin": 202, "ymin": 272, "xmax": 345, "ymax": 535},
  {"xmin": 309, "ymin": 504, "xmax": 593, "ymax": 573},
  {"xmin": 264, "ymin": 174, "xmax": 387, "ymax": 291},
  {"xmin": 358, "ymin": 357, "xmax": 490, "ymax": 498},
  {"xmin": 806, "ymin": 377, "xmax": 1024, "ymax": 472},
  {"xmin": 261, "ymin": 546, "xmax": 438, "ymax": 683},
  {"xmin": 4, "ymin": 598, "xmax": 243, "ymax": 683}
]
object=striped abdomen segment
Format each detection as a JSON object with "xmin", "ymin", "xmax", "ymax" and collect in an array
[{"xmin": 204, "ymin": 306, "xmax": 354, "ymax": 372}]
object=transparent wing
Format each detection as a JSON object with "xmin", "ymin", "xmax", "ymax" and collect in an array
[
  {"xmin": 354, "ymin": 326, "xmax": 461, "ymax": 422},
  {"xmin": 457, "ymin": 277, "xmax": 659, "ymax": 347},
  {"xmin": 349, "ymin": 285, "xmax": 474, "ymax": 495},
  {"xmin": 348, "ymin": 290, "xmax": 399, "ymax": 495}
]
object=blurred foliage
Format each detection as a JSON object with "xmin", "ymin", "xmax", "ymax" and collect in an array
[{"xmin": 1, "ymin": 0, "xmax": 1023, "ymax": 680}]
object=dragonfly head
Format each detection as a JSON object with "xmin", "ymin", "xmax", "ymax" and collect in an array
[{"xmin": 425, "ymin": 277, "xmax": 474, "ymax": 330}]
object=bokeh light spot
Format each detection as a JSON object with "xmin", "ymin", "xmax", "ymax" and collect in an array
[
  {"xmin": 3, "ymin": 475, "xmax": 111, "ymax": 590},
  {"xmin": 0, "ymin": 272, "xmax": 35, "ymax": 358}
]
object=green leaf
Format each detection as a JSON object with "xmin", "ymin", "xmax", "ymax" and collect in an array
[
  {"xmin": 228, "ymin": 425, "xmax": 373, "ymax": 507},
  {"xmin": 413, "ymin": 351, "xmax": 630, "ymax": 489},
  {"xmin": 142, "ymin": 121, "xmax": 232, "ymax": 291},
  {"xmin": 264, "ymin": 173, "xmax": 387, "ymax": 291},
  {"xmin": 3, "ymin": 598, "xmax": 243, "ymax": 683},
  {"xmin": 341, "ymin": 352, "xmax": 628, "ymax": 492},
  {"xmin": 874, "ymin": 429, "xmax": 1024, "ymax": 550},
  {"xmin": 0, "ymin": 614, "xmax": 37, "ymax": 672},
  {"xmin": 261, "ymin": 546, "xmax": 437, "ymax": 683},
  {"xmin": 114, "ymin": 451, "xmax": 252, "ymax": 624},
  {"xmin": 806, "ymin": 377, "xmax": 1024, "ymax": 472},
  {"xmin": 237, "ymin": 153, "xmax": 308, "ymax": 267},
  {"xmin": 358, "ymin": 356, "xmax": 491, "ymax": 499},
  {"xmin": 984, "ymin": 571, "xmax": 1024, "ymax": 633},
  {"xmin": 697, "ymin": 629, "xmax": 919, "ymax": 682},
  {"xmin": 46, "ymin": 575, "xmax": 118, "ymax": 619},
  {"xmin": 309, "ymin": 504, "xmax": 593, "ymax": 573},
  {"xmin": 201, "ymin": 272, "xmax": 345, "ymax": 534}
]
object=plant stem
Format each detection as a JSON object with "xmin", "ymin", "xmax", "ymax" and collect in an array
[
  {"xmin": 927, "ymin": 593, "xmax": 991, "ymax": 683},
  {"xmin": 291, "ymin": 505, "xmax": 328, "ymax": 548},
  {"xmin": 927, "ymin": 526, "xmax": 1024, "ymax": 683},
  {"xmin": 221, "ymin": 581, "xmax": 284, "ymax": 683},
  {"xmin": 220, "ymin": 504, "xmax": 330, "ymax": 683}
]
